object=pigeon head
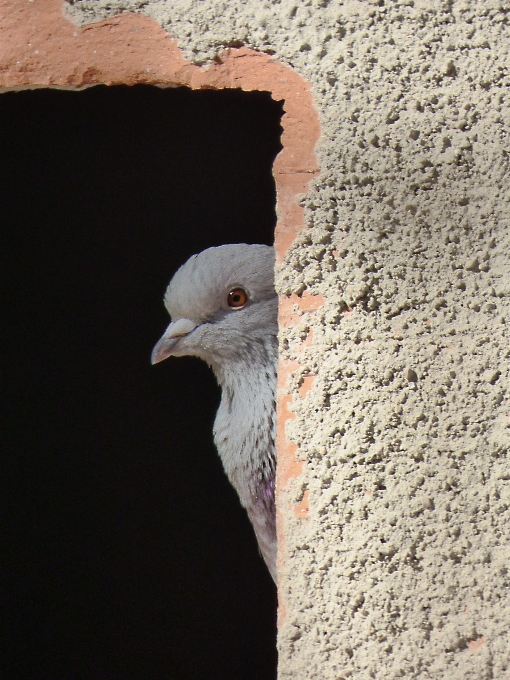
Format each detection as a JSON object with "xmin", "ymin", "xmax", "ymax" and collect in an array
[{"xmin": 151, "ymin": 244, "xmax": 277, "ymax": 372}]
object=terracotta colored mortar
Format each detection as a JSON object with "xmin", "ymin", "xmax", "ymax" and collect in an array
[{"xmin": 0, "ymin": 0, "xmax": 322, "ymax": 616}]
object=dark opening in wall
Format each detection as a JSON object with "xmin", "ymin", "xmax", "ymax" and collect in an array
[{"xmin": 2, "ymin": 85, "xmax": 283, "ymax": 680}]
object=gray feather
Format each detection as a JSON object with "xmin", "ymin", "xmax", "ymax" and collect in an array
[{"xmin": 152, "ymin": 244, "xmax": 278, "ymax": 582}]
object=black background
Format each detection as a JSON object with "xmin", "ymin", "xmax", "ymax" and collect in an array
[{"xmin": 2, "ymin": 85, "xmax": 282, "ymax": 680}]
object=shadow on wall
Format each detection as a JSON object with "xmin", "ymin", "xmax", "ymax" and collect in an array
[{"xmin": 2, "ymin": 85, "xmax": 282, "ymax": 680}]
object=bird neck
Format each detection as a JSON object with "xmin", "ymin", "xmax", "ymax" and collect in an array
[
  {"xmin": 210, "ymin": 336, "xmax": 277, "ymax": 506},
  {"xmin": 209, "ymin": 336, "xmax": 277, "ymax": 392}
]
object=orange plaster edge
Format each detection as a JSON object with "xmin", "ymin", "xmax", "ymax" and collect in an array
[
  {"xmin": 0, "ymin": 0, "xmax": 322, "ymax": 623},
  {"xmin": 279, "ymin": 291, "xmax": 327, "ymax": 327},
  {"xmin": 298, "ymin": 375, "xmax": 316, "ymax": 398},
  {"xmin": 468, "ymin": 636, "xmax": 486, "ymax": 653},
  {"xmin": 276, "ymin": 291, "xmax": 324, "ymax": 610}
]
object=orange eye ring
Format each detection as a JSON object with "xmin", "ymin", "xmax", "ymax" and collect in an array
[{"xmin": 227, "ymin": 287, "xmax": 248, "ymax": 309}]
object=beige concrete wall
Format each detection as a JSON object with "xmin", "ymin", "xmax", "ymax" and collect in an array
[{"xmin": 3, "ymin": 1, "xmax": 509, "ymax": 677}]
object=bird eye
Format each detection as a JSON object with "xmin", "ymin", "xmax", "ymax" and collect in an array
[{"xmin": 227, "ymin": 287, "xmax": 248, "ymax": 309}]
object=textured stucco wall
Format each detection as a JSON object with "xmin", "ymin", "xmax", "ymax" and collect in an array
[{"xmin": 8, "ymin": 1, "xmax": 510, "ymax": 677}]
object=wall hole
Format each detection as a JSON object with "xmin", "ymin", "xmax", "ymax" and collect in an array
[{"xmin": 2, "ymin": 85, "xmax": 283, "ymax": 680}]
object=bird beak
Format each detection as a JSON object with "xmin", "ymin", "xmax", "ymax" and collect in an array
[{"xmin": 151, "ymin": 318, "xmax": 199, "ymax": 364}]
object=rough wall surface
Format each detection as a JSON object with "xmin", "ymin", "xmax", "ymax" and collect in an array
[{"xmin": 26, "ymin": 0, "xmax": 510, "ymax": 677}]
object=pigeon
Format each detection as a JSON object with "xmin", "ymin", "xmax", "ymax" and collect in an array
[{"xmin": 151, "ymin": 244, "xmax": 278, "ymax": 582}]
